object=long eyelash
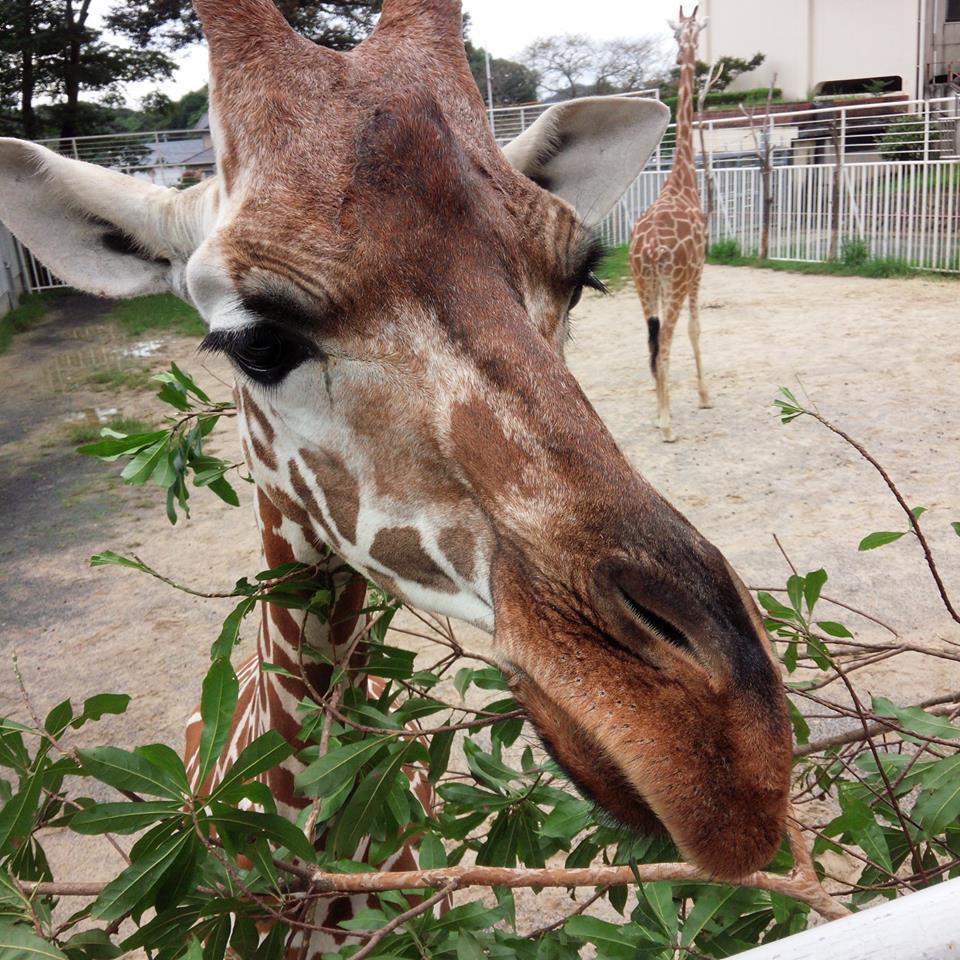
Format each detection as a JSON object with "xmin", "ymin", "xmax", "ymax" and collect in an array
[
  {"xmin": 576, "ymin": 235, "xmax": 609, "ymax": 296},
  {"xmin": 198, "ymin": 328, "xmax": 239, "ymax": 357}
]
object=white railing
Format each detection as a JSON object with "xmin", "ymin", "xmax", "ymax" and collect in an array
[
  {"xmin": 600, "ymin": 158, "xmax": 960, "ymax": 272},
  {"xmin": 8, "ymin": 94, "xmax": 960, "ymax": 291},
  {"xmin": 486, "ymin": 88, "xmax": 661, "ymax": 143},
  {"xmin": 32, "ymin": 127, "xmax": 213, "ymax": 185},
  {"xmin": 650, "ymin": 94, "xmax": 960, "ymax": 170}
]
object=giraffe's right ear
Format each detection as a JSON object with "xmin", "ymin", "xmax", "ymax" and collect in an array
[
  {"xmin": 502, "ymin": 97, "xmax": 670, "ymax": 228},
  {"xmin": 0, "ymin": 138, "xmax": 214, "ymax": 300}
]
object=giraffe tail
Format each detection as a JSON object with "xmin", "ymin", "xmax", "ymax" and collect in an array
[{"xmin": 647, "ymin": 316, "xmax": 661, "ymax": 376}]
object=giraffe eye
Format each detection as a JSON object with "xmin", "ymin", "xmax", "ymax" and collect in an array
[{"xmin": 201, "ymin": 324, "xmax": 319, "ymax": 386}]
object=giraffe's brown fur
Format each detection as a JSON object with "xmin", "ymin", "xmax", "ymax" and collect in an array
[{"xmin": 630, "ymin": 6, "xmax": 711, "ymax": 443}]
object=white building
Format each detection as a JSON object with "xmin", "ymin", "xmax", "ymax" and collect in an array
[{"xmin": 700, "ymin": 0, "xmax": 960, "ymax": 101}]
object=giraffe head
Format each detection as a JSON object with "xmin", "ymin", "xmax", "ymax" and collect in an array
[
  {"xmin": 0, "ymin": 0, "xmax": 791, "ymax": 880},
  {"xmin": 669, "ymin": 5, "xmax": 707, "ymax": 62}
]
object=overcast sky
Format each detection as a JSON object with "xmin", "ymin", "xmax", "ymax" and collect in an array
[{"xmin": 88, "ymin": 0, "xmax": 684, "ymax": 105}]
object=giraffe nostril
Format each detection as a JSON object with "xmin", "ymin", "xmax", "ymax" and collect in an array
[{"xmin": 618, "ymin": 586, "xmax": 693, "ymax": 653}]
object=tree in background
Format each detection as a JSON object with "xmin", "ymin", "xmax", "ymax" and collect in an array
[
  {"xmin": 520, "ymin": 34, "xmax": 667, "ymax": 100},
  {"xmin": 663, "ymin": 51, "xmax": 766, "ymax": 98},
  {"xmin": 106, "ymin": 0, "xmax": 383, "ymax": 53},
  {"xmin": 0, "ymin": 0, "xmax": 173, "ymax": 140},
  {"xmin": 465, "ymin": 41, "xmax": 539, "ymax": 107}
]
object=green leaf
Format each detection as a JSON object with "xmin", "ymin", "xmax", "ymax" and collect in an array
[
  {"xmin": 209, "ymin": 803, "xmax": 314, "ymax": 862},
  {"xmin": 817, "ymin": 621, "xmax": 854, "ymax": 639},
  {"xmin": 44, "ymin": 700, "xmax": 73, "ymax": 737},
  {"xmin": 419, "ymin": 833, "xmax": 447, "ymax": 869},
  {"xmin": 858, "ymin": 530, "xmax": 906, "ymax": 551},
  {"xmin": 196, "ymin": 659, "xmax": 239, "ymax": 786},
  {"xmin": 59, "ymin": 929, "xmax": 123, "ymax": 960},
  {"xmin": 294, "ymin": 736, "xmax": 394, "ymax": 796},
  {"xmin": 802, "ymin": 569, "xmax": 827, "ymax": 613},
  {"xmin": 209, "ymin": 596, "xmax": 257, "ymax": 661},
  {"xmin": 428, "ymin": 729, "xmax": 455, "ymax": 784},
  {"xmin": 120, "ymin": 440, "xmax": 166, "ymax": 485},
  {"xmin": 642, "ymin": 881, "xmax": 677, "ymax": 938},
  {"xmin": 331, "ymin": 742, "xmax": 424, "ymax": 858},
  {"xmin": 73, "ymin": 693, "xmax": 131, "ymax": 727},
  {"xmin": 872, "ymin": 697, "xmax": 960, "ymax": 741},
  {"xmin": 0, "ymin": 922, "xmax": 69, "ymax": 960},
  {"xmin": 951, "ymin": 521, "xmax": 960, "ymax": 538},
  {"xmin": 787, "ymin": 700, "xmax": 810, "ymax": 745},
  {"xmin": 565, "ymin": 916, "xmax": 641, "ymax": 951},
  {"xmin": 910, "ymin": 506, "xmax": 927, "ymax": 519},
  {"xmin": 786, "ymin": 575, "xmax": 804, "ymax": 615},
  {"xmin": 135, "ymin": 744, "xmax": 190, "ymax": 795},
  {"xmin": 71, "ymin": 801, "xmax": 183, "ymax": 835},
  {"xmin": 206, "ymin": 476, "xmax": 240, "ymax": 508},
  {"xmin": 78, "ymin": 746, "xmax": 184, "ymax": 799},
  {"xmin": 77, "ymin": 430, "xmax": 167, "ymax": 462},
  {"xmin": 202, "ymin": 915, "xmax": 231, "ymax": 960},
  {"xmin": 91, "ymin": 830, "xmax": 191, "ymax": 921},
  {"xmin": 681, "ymin": 886, "xmax": 739, "ymax": 946},
  {"xmin": 456, "ymin": 931, "xmax": 486, "ymax": 960},
  {"xmin": 0, "ymin": 776, "xmax": 45, "ymax": 852},
  {"xmin": 756, "ymin": 592, "xmax": 797, "ymax": 621},
  {"xmin": 210, "ymin": 731, "xmax": 293, "ymax": 802},
  {"xmin": 913, "ymin": 776, "xmax": 960, "ymax": 835},
  {"xmin": 89, "ymin": 551, "xmax": 150, "ymax": 573},
  {"xmin": 540, "ymin": 799, "xmax": 593, "ymax": 840}
]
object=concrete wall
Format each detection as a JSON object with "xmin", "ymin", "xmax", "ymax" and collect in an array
[{"xmin": 701, "ymin": 0, "xmax": 924, "ymax": 100}]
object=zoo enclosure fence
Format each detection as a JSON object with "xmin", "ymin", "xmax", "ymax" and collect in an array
[{"xmin": 3, "ymin": 93, "xmax": 960, "ymax": 292}]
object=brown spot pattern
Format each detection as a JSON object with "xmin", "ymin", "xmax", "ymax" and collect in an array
[
  {"xmin": 370, "ymin": 526, "xmax": 456, "ymax": 594},
  {"xmin": 300, "ymin": 447, "xmax": 360, "ymax": 544},
  {"xmin": 438, "ymin": 525, "xmax": 476, "ymax": 582}
]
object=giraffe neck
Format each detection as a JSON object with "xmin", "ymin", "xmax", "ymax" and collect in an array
[
  {"xmin": 246, "ymin": 487, "xmax": 368, "ymax": 812},
  {"xmin": 665, "ymin": 50, "xmax": 699, "ymax": 197}
]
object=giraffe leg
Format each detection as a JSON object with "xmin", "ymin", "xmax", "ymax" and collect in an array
[
  {"xmin": 655, "ymin": 297, "xmax": 682, "ymax": 443},
  {"xmin": 688, "ymin": 283, "xmax": 712, "ymax": 409},
  {"xmin": 631, "ymin": 260, "xmax": 660, "ymax": 380}
]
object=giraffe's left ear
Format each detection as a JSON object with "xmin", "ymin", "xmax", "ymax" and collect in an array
[
  {"xmin": 502, "ymin": 97, "xmax": 670, "ymax": 227},
  {"xmin": 0, "ymin": 138, "xmax": 213, "ymax": 300}
]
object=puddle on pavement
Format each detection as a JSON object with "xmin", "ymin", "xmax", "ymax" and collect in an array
[
  {"xmin": 40, "ymin": 333, "xmax": 172, "ymax": 391},
  {"xmin": 64, "ymin": 407, "xmax": 119, "ymax": 425}
]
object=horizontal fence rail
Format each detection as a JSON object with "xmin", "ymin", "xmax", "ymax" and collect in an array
[
  {"xmin": 486, "ymin": 88, "xmax": 660, "ymax": 143},
  {"xmin": 5, "ymin": 94, "xmax": 960, "ymax": 292}
]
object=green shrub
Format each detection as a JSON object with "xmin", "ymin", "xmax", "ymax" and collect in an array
[
  {"xmin": 708, "ymin": 238, "xmax": 744, "ymax": 264},
  {"xmin": 840, "ymin": 237, "xmax": 870, "ymax": 268}
]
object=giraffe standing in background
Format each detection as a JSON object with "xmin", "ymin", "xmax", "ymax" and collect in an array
[
  {"xmin": 0, "ymin": 0, "xmax": 794, "ymax": 954},
  {"xmin": 630, "ymin": 6, "xmax": 710, "ymax": 443}
]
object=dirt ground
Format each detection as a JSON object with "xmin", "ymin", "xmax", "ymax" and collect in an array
[{"xmin": 1, "ymin": 266, "xmax": 958, "ymax": 934}]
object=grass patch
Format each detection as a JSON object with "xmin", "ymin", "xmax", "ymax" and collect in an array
[
  {"xmin": 86, "ymin": 366, "xmax": 157, "ymax": 392},
  {"xmin": 104, "ymin": 294, "xmax": 205, "ymax": 337},
  {"xmin": 596, "ymin": 241, "xmax": 957, "ymax": 282},
  {"xmin": 0, "ymin": 289, "xmax": 72, "ymax": 355},
  {"xmin": 595, "ymin": 244, "xmax": 633, "ymax": 290},
  {"xmin": 65, "ymin": 415, "xmax": 153, "ymax": 446}
]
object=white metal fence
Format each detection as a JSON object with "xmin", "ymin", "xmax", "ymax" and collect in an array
[
  {"xmin": 5, "ymin": 94, "xmax": 960, "ymax": 292},
  {"xmin": 599, "ymin": 159, "xmax": 960, "ymax": 272},
  {"xmin": 0, "ymin": 222, "xmax": 28, "ymax": 316},
  {"xmin": 651, "ymin": 94, "xmax": 960, "ymax": 169},
  {"xmin": 486, "ymin": 88, "xmax": 660, "ymax": 143}
]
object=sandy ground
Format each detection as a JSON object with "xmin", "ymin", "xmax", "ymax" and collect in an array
[{"xmin": 1, "ymin": 266, "xmax": 958, "ymax": 936}]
